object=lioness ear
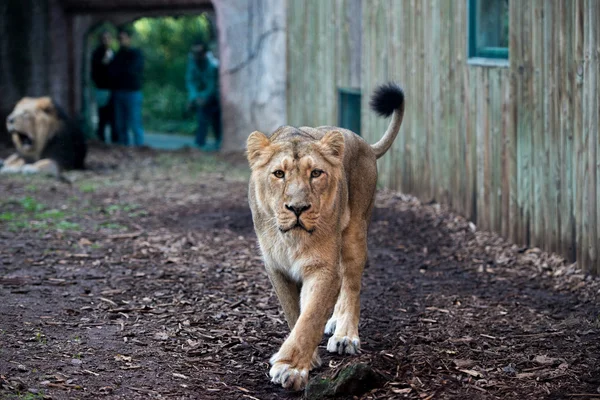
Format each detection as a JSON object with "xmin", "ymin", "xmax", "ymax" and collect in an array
[
  {"xmin": 247, "ymin": 131, "xmax": 271, "ymax": 168},
  {"xmin": 319, "ymin": 130, "xmax": 345, "ymax": 160}
]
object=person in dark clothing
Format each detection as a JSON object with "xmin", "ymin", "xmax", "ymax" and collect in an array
[
  {"xmin": 186, "ymin": 42, "xmax": 221, "ymax": 150},
  {"xmin": 91, "ymin": 31, "xmax": 117, "ymax": 143},
  {"xmin": 110, "ymin": 28, "xmax": 144, "ymax": 146}
]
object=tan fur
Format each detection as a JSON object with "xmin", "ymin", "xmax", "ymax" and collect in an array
[
  {"xmin": 2, "ymin": 97, "xmax": 64, "ymax": 176},
  {"xmin": 247, "ymin": 102, "xmax": 404, "ymax": 390}
]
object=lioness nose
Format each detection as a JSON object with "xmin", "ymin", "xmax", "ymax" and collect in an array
[
  {"xmin": 7, "ymin": 117, "xmax": 14, "ymax": 124},
  {"xmin": 285, "ymin": 204, "xmax": 311, "ymax": 217}
]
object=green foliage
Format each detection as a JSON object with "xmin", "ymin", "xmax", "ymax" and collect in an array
[
  {"xmin": 87, "ymin": 14, "xmax": 215, "ymax": 135},
  {"xmin": 131, "ymin": 14, "xmax": 215, "ymax": 134}
]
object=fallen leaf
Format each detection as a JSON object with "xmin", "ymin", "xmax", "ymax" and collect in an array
[
  {"xmin": 534, "ymin": 355, "xmax": 557, "ymax": 365},
  {"xmin": 153, "ymin": 331, "xmax": 169, "ymax": 341},
  {"xmin": 453, "ymin": 359, "xmax": 476, "ymax": 369},
  {"xmin": 459, "ymin": 369, "xmax": 483, "ymax": 378}
]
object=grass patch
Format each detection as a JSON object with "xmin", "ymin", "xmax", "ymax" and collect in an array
[
  {"xmin": 8, "ymin": 392, "xmax": 47, "ymax": 400},
  {"xmin": 56, "ymin": 221, "xmax": 80, "ymax": 231},
  {"xmin": 36, "ymin": 209, "xmax": 66, "ymax": 219},
  {"xmin": 0, "ymin": 212, "xmax": 17, "ymax": 221},
  {"xmin": 20, "ymin": 196, "xmax": 44, "ymax": 212},
  {"xmin": 99, "ymin": 222, "xmax": 127, "ymax": 231},
  {"xmin": 0, "ymin": 197, "xmax": 80, "ymax": 232},
  {"xmin": 79, "ymin": 182, "xmax": 97, "ymax": 193}
]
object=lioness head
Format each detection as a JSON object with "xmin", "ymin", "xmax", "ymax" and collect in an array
[
  {"xmin": 247, "ymin": 129, "xmax": 345, "ymax": 235},
  {"xmin": 6, "ymin": 97, "xmax": 63, "ymax": 160}
]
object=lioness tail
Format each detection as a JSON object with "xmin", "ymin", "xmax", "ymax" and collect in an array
[{"xmin": 369, "ymin": 83, "xmax": 405, "ymax": 159}]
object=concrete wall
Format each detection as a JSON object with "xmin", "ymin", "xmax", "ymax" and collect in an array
[{"xmin": 215, "ymin": 0, "xmax": 287, "ymax": 151}]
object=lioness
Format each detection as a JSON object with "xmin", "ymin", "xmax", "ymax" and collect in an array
[
  {"xmin": 247, "ymin": 83, "xmax": 405, "ymax": 390},
  {"xmin": 1, "ymin": 97, "xmax": 87, "ymax": 176}
]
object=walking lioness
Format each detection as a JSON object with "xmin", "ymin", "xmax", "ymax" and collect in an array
[{"xmin": 247, "ymin": 83, "xmax": 405, "ymax": 390}]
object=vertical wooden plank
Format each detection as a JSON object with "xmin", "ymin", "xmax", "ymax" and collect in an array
[
  {"xmin": 542, "ymin": 0, "xmax": 557, "ymax": 251},
  {"xmin": 530, "ymin": 0, "xmax": 545, "ymax": 249},
  {"xmin": 454, "ymin": 0, "xmax": 466, "ymax": 216},
  {"xmin": 500, "ymin": 67, "xmax": 512, "ymax": 238},
  {"xmin": 491, "ymin": 68, "xmax": 504, "ymax": 233},
  {"xmin": 476, "ymin": 67, "xmax": 489, "ymax": 231},
  {"xmin": 574, "ymin": 0, "xmax": 585, "ymax": 269},
  {"xmin": 413, "ymin": 0, "xmax": 425, "ymax": 197},
  {"xmin": 389, "ymin": 0, "xmax": 403, "ymax": 191},
  {"xmin": 465, "ymin": 64, "xmax": 478, "ymax": 222},
  {"xmin": 550, "ymin": 0, "xmax": 562, "ymax": 253},
  {"xmin": 397, "ymin": 0, "xmax": 412, "ymax": 193},
  {"xmin": 519, "ymin": 0, "xmax": 532, "ymax": 246},
  {"xmin": 508, "ymin": 0, "xmax": 520, "ymax": 243},
  {"xmin": 581, "ymin": 0, "xmax": 597, "ymax": 271},
  {"xmin": 580, "ymin": 0, "xmax": 591, "ymax": 271},
  {"xmin": 411, "ymin": 0, "xmax": 422, "ymax": 196},
  {"xmin": 425, "ymin": 0, "xmax": 436, "ymax": 202},
  {"xmin": 591, "ymin": 0, "xmax": 600, "ymax": 274},
  {"xmin": 437, "ymin": 0, "xmax": 450, "ymax": 205},
  {"xmin": 559, "ymin": 0, "xmax": 575, "ymax": 259}
]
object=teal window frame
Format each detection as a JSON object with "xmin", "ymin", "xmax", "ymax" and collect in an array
[{"xmin": 468, "ymin": 0, "xmax": 509, "ymax": 60}]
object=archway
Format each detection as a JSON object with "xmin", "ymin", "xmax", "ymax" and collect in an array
[{"xmin": 83, "ymin": 11, "xmax": 219, "ymax": 149}]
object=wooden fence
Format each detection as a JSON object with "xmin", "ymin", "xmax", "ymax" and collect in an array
[{"xmin": 287, "ymin": 0, "xmax": 600, "ymax": 274}]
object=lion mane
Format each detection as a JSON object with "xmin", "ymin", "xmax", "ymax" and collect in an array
[{"xmin": 1, "ymin": 97, "xmax": 87, "ymax": 176}]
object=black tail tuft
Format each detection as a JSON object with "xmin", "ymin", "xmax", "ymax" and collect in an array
[{"xmin": 369, "ymin": 82, "xmax": 404, "ymax": 118}]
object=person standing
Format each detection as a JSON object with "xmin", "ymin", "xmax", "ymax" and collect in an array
[
  {"xmin": 110, "ymin": 28, "xmax": 144, "ymax": 146},
  {"xmin": 91, "ymin": 31, "xmax": 116, "ymax": 143},
  {"xmin": 186, "ymin": 41, "xmax": 221, "ymax": 150}
]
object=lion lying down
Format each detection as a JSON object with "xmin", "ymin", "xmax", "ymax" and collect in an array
[
  {"xmin": 1, "ymin": 97, "xmax": 87, "ymax": 177},
  {"xmin": 246, "ymin": 83, "xmax": 405, "ymax": 390}
]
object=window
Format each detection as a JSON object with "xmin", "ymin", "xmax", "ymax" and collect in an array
[
  {"xmin": 338, "ymin": 88, "xmax": 361, "ymax": 136},
  {"xmin": 469, "ymin": 0, "xmax": 509, "ymax": 60}
]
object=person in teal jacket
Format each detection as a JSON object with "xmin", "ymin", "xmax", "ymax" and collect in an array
[{"xmin": 186, "ymin": 41, "xmax": 221, "ymax": 150}]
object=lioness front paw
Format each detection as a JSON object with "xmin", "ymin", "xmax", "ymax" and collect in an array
[
  {"xmin": 269, "ymin": 360, "xmax": 309, "ymax": 391},
  {"xmin": 327, "ymin": 335, "xmax": 360, "ymax": 355}
]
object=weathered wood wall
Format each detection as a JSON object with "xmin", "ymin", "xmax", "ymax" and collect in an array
[
  {"xmin": 287, "ymin": 0, "xmax": 600, "ymax": 274},
  {"xmin": 287, "ymin": 0, "xmax": 362, "ymax": 127}
]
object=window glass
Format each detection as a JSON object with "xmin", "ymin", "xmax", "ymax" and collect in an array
[
  {"xmin": 338, "ymin": 88, "xmax": 361, "ymax": 136},
  {"xmin": 469, "ymin": 0, "xmax": 509, "ymax": 59}
]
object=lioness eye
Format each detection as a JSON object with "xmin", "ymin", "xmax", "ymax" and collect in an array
[
  {"xmin": 311, "ymin": 170, "xmax": 323, "ymax": 178},
  {"xmin": 273, "ymin": 170, "xmax": 285, "ymax": 179}
]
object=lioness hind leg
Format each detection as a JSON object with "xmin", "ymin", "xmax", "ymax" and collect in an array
[{"xmin": 326, "ymin": 224, "xmax": 368, "ymax": 355}]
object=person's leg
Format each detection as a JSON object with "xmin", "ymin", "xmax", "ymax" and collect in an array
[
  {"xmin": 107, "ymin": 95, "xmax": 118, "ymax": 144},
  {"xmin": 195, "ymin": 105, "xmax": 208, "ymax": 148},
  {"xmin": 210, "ymin": 100, "xmax": 222, "ymax": 150},
  {"xmin": 130, "ymin": 91, "xmax": 144, "ymax": 146},
  {"xmin": 113, "ymin": 91, "xmax": 129, "ymax": 145},
  {"xmin": 96, "ymin": 104, "xmax": 107, "ymax": 142}
]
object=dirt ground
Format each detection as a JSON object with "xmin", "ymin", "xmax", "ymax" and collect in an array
[{"xmin": 1, "ymin": 144, "xmax": 599, "ymax": 400}]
